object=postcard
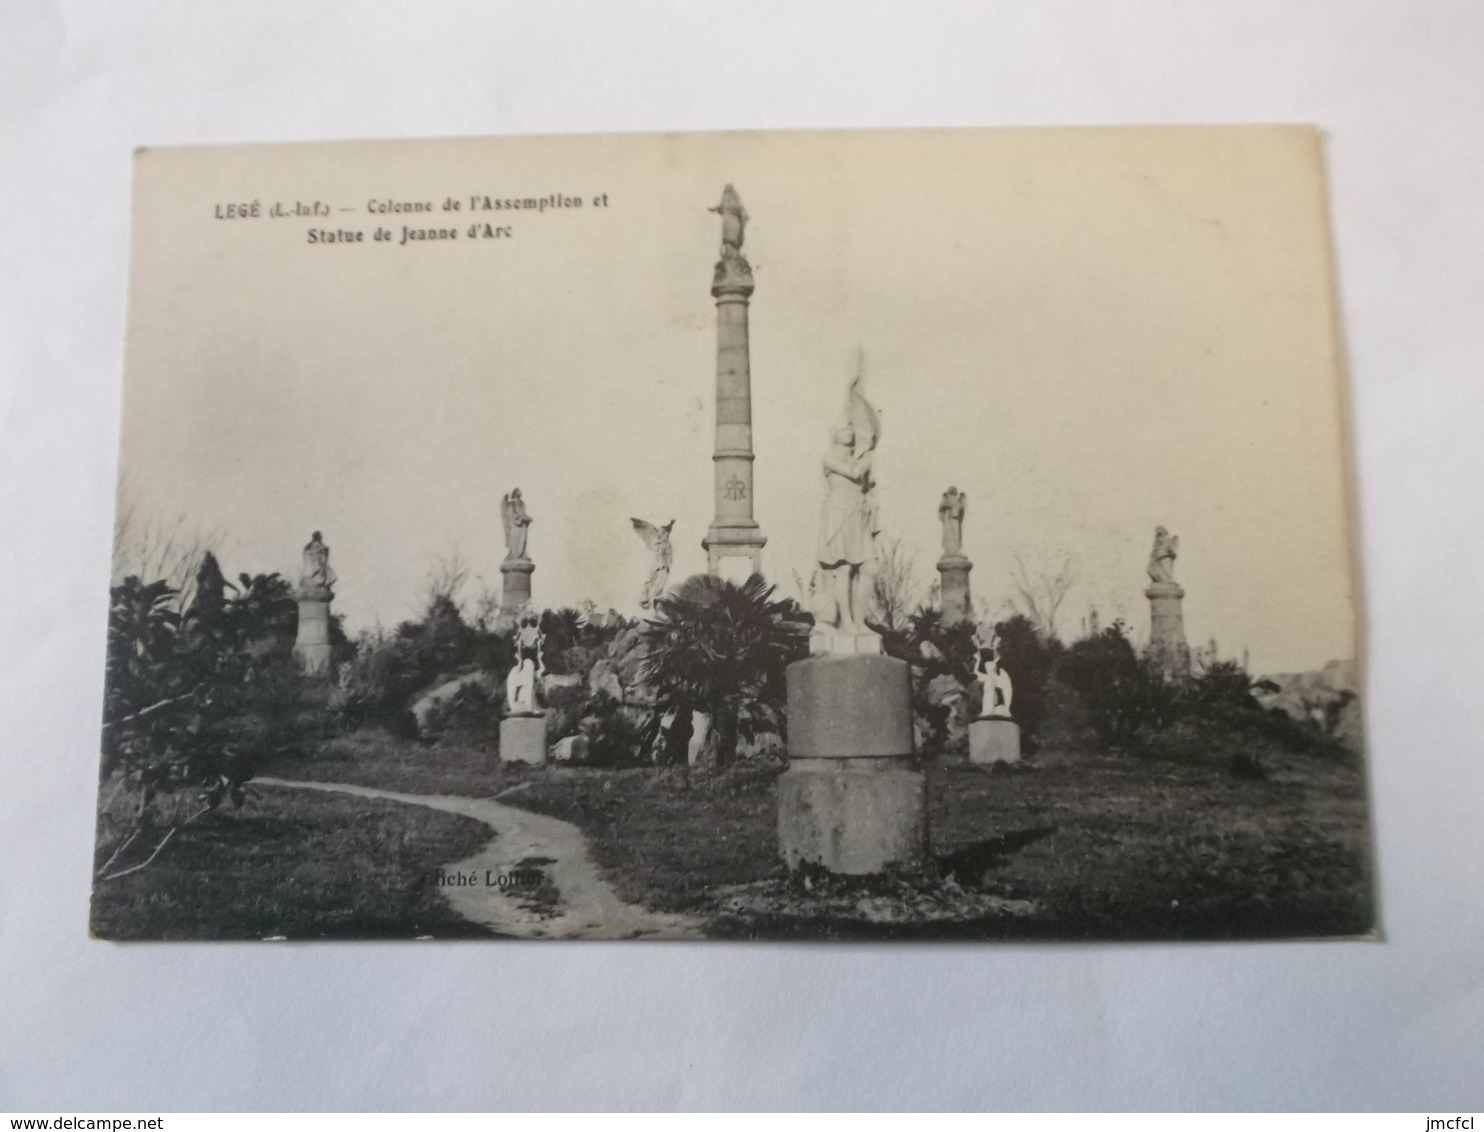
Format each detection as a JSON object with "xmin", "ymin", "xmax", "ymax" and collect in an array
[{"xmin": 92, "ymin": 127, "xmax": 1370, "ymax": 940}]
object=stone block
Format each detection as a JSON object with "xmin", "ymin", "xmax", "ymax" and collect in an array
[
  {"xmin": 936, "ymin": 554, "xmax": 974, "ymax": 628},
  {"xmin": 969, "ymin": 718, "xmax": 1021, "ymax": 765},
  {"xmin": 786, "ymin": 654, "xmax": 913, "ymax": 758},
  {"xmin": 294, "ymin": 598, "xmax": 332, "ymax": 678},
  {"xmin": 777, "ymin": 759, "xmax": 928, "ymax": 874},
  {"xmin": 499, "ymin": 713, "xmax": 548, "ymax": 765}
]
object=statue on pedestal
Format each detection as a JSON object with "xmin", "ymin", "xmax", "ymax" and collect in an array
[
  {"xmin": 1147, "ymin": 525, "xmax": 1179, "ymax": 584},
  {"xmin": 298, "ymin": 531, "xmax": 337, "ymax": 598},
  {"xmin": 812, "ymin": 349, "xmax": 881, "ymax": 646},
  {"xmin": 505, "ymin": 611, "xmax": 546, "ymax": 716},
  {"xmin": 501, "ymin": 489, "xmax": 533, "ymax": 562},
  {"xmin": 631, "ymin": 518, "xmax": 675, "ymax": 610},
  {"xmin": 709, "ymin": 184, "xmax": 749, "ymax": 262},
  {"xmin": 973, "ymin": 621, "xmax": 1014, "ymax": 720},
  {"xmin": 939, "ymin": 487, "xmax": 967, "ymax": 558}
]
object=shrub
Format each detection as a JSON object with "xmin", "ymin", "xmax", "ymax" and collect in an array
[
  {"xmin": 420, "ymin": 681, "xmax": 503, "ymax": 751},
  {"xmin": 97, "ymin": 557, "xmax": 323, "ymax": 880},
  {"xmin": 1056, "ymin": 621, "xmax": 1178, "ymax": 748}
]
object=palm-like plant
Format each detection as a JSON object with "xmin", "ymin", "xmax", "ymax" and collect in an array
[{"xmin": 639, "ymin": 574, "xmax": 809, "ymax": 767}]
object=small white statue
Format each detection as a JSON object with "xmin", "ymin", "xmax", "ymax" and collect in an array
[
  {"xmin": 505, "ymin": 611, "xmax": 545, "ymax": 716},
  {"xmin": 631, "ymin": 518, "xmax": 675, "ymax": 610},
  {"xmin": 974, "ymin": 621, "xmax": 1014, "ymax": 720}
]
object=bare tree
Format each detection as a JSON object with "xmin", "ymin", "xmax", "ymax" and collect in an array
[
  {"xmin": 868, "ymin": 535, "xmax": 923, "ymax": 633},
  {"xmin": 111, "ymin": 482, "xmax": 225, "ymax": 610},
  {"xmin": 1009, "ymin": 550, "xmax": 1079, "ymax": 640},
  {"xmin": 420, "ymin": 546, "xmax": 470, "ymax": 616}
]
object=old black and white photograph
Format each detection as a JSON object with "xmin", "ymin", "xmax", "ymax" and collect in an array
[{"xmin": 91, "ymin": 127, "xmax": 1372, "ymax": 942}]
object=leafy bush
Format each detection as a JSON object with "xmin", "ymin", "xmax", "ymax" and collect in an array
[
  {"xmin": 579, "ymin": 693, "xmax": 656, "ymax": 769},
  {"xmin": 335, "ymin": 599, "xmax": 513, "ymax": 734},
  {"xmin": 419, "ymin": 681, "xmax": 503, "ymax": 751},
  {"xmin": 98, "ymin": 556, "xmax": 320, "ymax": 879},
  {"xmin": 1056, "ymin": 621, "xmax": 1178, "ymax": 748}
]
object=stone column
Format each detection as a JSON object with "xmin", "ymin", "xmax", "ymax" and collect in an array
[
  {"xmin": 1146, "ymin": 580, "xmax": 1191, "ymax": 678},
  {"xmin": 777, "ymin": 654, "xmax": 928, "ymax": 875},
  {"xmin": 937, "ymin": 555, "xmax": 973, "ymax": 627},
  {"xmin": 499, "ymin": 558, "xmax": 534, "ymax": 625},
  {"xmin": 703, "ymin": 189, "xmax": 766, "ymax": 581},
  {"xmin": 293, "ymin": 588, "xmax": 333, "ymax": 677}
]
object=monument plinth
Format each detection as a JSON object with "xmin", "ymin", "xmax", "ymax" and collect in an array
[
  {"xmin": 778, "ymin": 655, "xmax": 928, "ymax": 875},
  {"xmin": 292, "ymin": 531, "xmax": 336, "ymax": 678},
  {"xmin": 703, "ymin": 185, "xmax": 766, "ymax": 580},
  {"xmin": 294, "ymin": 591, "xmax": 333, "ymax": 677},
  {"xmin": 499, "ymin": 558, "xmax": 534, "ymax": 618},
  {"xmin": 1145, "ymin": 526, "xmax": 1191, "ymax": 678},
  {"xmin": 937, "ymin": 555, "xmax": 974, "ymax": 627},
  {"xmin": 499, "ymin": 713, "xmax": 548, "ymax": 765},
  {"xmin": 1146, "ymin": 580, "xmax": 1190, "ymax": 678}
]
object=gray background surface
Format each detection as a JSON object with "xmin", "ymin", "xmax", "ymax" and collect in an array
[{"xmin": 1, "ymin": 0, "xmax": 1480, "ymax": 1111}]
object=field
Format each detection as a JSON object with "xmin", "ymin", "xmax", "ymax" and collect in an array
[
  {"xmin": 89, "ymin": 787, "xmax": 494, "ymax": 940},
  {"xmin": 242, "ymin": 730, "xmax": 1375, "ymax": 941}
]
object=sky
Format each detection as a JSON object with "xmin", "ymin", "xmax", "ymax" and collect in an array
[{"xmin": 115, "ymin": 127, "xmax": 1358, "ymax": 674}]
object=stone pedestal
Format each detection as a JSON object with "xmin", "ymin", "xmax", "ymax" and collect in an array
[
  {"xmin": 778, "ymin": 654, "xmax": 928, "ymax": 875},
  {"xmin": 969, "ymin": 717, "xmax": 1021, "ymax": 765},
  {"xmin": 500, "ymin": 713, "xmax": 548, "ymax": 765},
  {"xmin": 293, "ymin": 595, "xmax": 333, "ymax": 677},
  {"xmin": 1146, "ymin": 580, "xmax": 1191, "ymax": 678},
  {"xmin": 936, "ymin": 554, "xmax": 974, "ymax": 628},
  {"xmin": 499, "ymin": 558, "xmax": 534, "ymax": 624}
]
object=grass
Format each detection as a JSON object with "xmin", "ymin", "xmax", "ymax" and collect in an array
[
  {"xmin": 508, "ymin": 748, "xmax": 1374, "ymax": 941},
  {"xmin": 89, "ymin": 786, "xmax": 495, "ymax": 940},
  {"xmin": 243, "ymin": 726, "xmax": 1376, "ymax": 941},
  {"xmin": 256, "ymin": 729, "xmax": 527, "ymax": 798}
]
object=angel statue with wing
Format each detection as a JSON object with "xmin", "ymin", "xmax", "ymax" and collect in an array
[
  {"xmin": 631, "ymin": 518, "xmax": 675, "ymax": 611},
  {"xmin": 814, "ymin": 347, "xmax": 882, "ymax": 641},
  {"xmin": 500, "ymin": 489, "xmax": 532, "ymax": 562}
]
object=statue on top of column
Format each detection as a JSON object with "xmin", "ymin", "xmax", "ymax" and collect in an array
[
  {"xmin": 1147, "ymin": 525, "xmax": 1179, "ymax": 585},
  {"xmin": 939, "ymin": 487, "xmax": 967, "ymax": 558},
  {"xmin": 709, "ymin": 184, "xmax": 749, "ymax": 262},
  {"xmin": 298, "ymin": 531, "xmax": 337, "ymax": 598},
  {"xmin": 501, "ymin": 489, "xmax": 533, "ymax": 562}
]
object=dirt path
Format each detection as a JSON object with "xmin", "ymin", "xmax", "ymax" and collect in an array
[{"xmin": 256, "ymin": 777, "xmax": 702, "ymax": 940}]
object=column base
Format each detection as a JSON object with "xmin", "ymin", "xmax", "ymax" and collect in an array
[
  {"xmin": 499, "ymin": 714, "xmax": 548, "ymax": 765},
  {"xmin": 969, "ymin": 718, "xmax": 1021, "ymax": 765},
  {"xmin": 293, "ymin": 598, "xmax": 333, "ymax": 678},
  {"xmin": 778, "ymin": 759, "xmax": 928, "ymax": 875},
  {"xmin": 936, "ymin": 555, "xmax": 974, "ymax": 628}
]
